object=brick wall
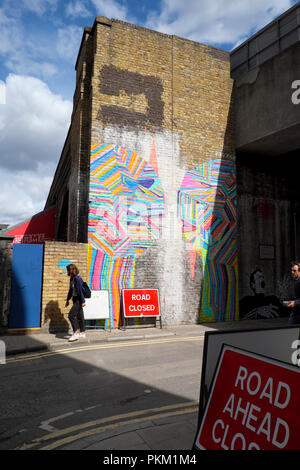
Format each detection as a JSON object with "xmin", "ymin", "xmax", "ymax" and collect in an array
[
  {"xmin": 41, "ymin": 241, "xmax": 87, "ymax": 332},
  {"xmin": 84, "ymin": 18, "xmax": 237, "ymax": 325},
  {"xmin": 46, "ymin": 17, "xmax": 237, "ymax": 327}
]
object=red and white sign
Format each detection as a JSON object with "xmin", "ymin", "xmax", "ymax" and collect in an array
[
  {"xmin": 122, "ymin": 289, "xmax": 160, "ymax": 318},
  {"xmin": 195, "ymin": 346, "xmax": 300, "ymax": 450},
  {"xmin": 6, "ymin": 207, "xmax": 55, "ymax": 244}
]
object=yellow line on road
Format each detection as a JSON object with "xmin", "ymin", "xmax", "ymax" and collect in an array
[
  {"xmin": 19, "ymin": 401, "xmax": 199, "ymax": 450},
  {"xmin": 6, "ymin": 336, "xmax": 203, "ymax": 364},
  {"xmin": 42, "ymin": 406, "xmax": 198, "ymax": 450}
]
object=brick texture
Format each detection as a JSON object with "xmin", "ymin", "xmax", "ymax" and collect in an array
[
  {"xmin": 41, "ymin": 241, "xmax": 87, "ymax": 332},
  {"xmin": 45, "ymin": 17, "xmax": 236, "ymax": 326}
]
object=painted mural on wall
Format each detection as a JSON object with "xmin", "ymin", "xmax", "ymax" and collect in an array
[
  {"xmin": 178, "ymin": 159, "xmax": 238, "ymax": 322},
  {"xmin": 239, "ymin": 266, "xmax": 288, "ymax": 319},
  {"xmin": 87, "ymin": 142, "xmax": 165, "ymax": 327}
]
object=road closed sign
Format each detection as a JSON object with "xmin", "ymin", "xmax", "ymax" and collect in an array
[
  {"xmin": 195, "ymin": 345, "xmax": 300, "ymax": 450},
  {"xmin": 122, "ymin": 289, "xmax": 160, "ymax": 318}
]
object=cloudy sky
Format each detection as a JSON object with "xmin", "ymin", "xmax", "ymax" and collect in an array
[{"xmin": 0, "ymin": 0, "xmax": 297, "ymax": 226}]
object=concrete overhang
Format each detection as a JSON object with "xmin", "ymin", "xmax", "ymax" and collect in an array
[
  {"xmin": 231, "ymin": 3, "xmax": 300, "ymax": 157},
  {"xmin": 232, "ymin": 43, "xmax": 300, "ymax": 157},
  {"xmin": 236, "ymin": 121, "xmax": 300, "ymax": 156}
]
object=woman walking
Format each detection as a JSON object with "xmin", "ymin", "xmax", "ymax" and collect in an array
[{"xmin": 65, "ymin": 264, "xmax": 86, "ymax": 341}]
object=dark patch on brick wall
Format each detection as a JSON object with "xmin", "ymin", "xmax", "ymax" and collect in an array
[{"xmin": 98, "ymin": 65, "xmax": 164, "ymax": 128}]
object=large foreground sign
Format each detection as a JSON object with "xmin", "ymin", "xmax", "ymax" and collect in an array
[{"xmin": 195, "ymin": 345, "xmax": 300, "ymax": 450}]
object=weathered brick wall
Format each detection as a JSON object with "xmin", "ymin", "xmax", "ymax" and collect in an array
[
  {"xmin": 90, "ymin": 19, "xmax": 234, "ymax": 158},
  {"xmin": 83, "ymin": 18, "xmax": 236, "ymax": 325},
  {"xmin": 41, "ymin": 241, "xmax": 87, "ymax": 332},
  {"xmin": 45, "ymin": 17, "xmax": 236, "ymax": 327}
]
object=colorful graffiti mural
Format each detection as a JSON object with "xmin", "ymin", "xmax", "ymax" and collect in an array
[
  {"xmin": 178, "ymin": 159, "xmax": 238, "ymax": 322},
  {"xmin": 87, "ymin": 143, "xmax": 164, "ymax": 327}
]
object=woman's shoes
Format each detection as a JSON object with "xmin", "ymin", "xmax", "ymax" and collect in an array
[
  {"xmin": 68, "ymin": 333, "xmax": 79, "ymax": 342},
  {"xmin": 68, "ymin": 332, "xmax": 86, "ymax": 341}
]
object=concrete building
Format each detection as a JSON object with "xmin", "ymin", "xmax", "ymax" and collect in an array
[
  {"xmin": 42, "ymin": 4, "xmax": 300, "ymax": 329},
  {"xmin": 231, "ymin": 3, "xmax": 300, "ymax": 318}
]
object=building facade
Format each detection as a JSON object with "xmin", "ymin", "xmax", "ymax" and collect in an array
[{"xmin": 45, "ymin": 17, "xmax": 238, "ymax": 327}]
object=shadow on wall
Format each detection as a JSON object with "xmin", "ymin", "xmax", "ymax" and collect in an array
[
  {"xmin": 0, "ymin": 240, "xmax": 13, "ymax": 331},
  {"xmin": 199, "ymin": 157, "xmax": 238, "ymax": 323},
  {"xmin": 236, "ymin": 149, "xmax": 300, "ymax": 321},
  {"xmin": 178, "ymin": 91, "xmax": 238, "ymax": 323},
  {"xmin": 44, "ymin": 300, "xmax": 69, "ymax": 336}
]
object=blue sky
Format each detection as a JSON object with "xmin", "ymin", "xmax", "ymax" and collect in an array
[{"xmin": 0, "ymin": 0, "xmax": 298, "ymax": 225}]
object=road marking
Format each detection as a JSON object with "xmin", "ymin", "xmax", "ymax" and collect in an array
[
  {"xmin": 41, "ymin": 407, "xmax": 198, "ymax": 450},
  {"xmin": 6, "ymin": 336, "xmax": 204, "ymax": 364},
  {"xmin": 18, "ymin": 400, "xmax": 199, "ymax": 450},
  {"xmin": 40, "ymin": 409, "xmax": 83, "ymax": 432},
  {"xmin": 40, "ymin": 405, "xmax": 99, "ymax": 432}
]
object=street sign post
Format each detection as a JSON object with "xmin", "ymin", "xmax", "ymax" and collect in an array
[{"xmin": 122, "ymin": 289, "xmax": 161, "ymax": 328}]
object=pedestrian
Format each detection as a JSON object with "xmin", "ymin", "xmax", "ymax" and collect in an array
[
  {"xmin": 286, "ymin": 261, "xmax": 300, "ymax": 325},
  {"xmin": 65, "ymin": 264, "xmax": 86, "ymax": 341}
]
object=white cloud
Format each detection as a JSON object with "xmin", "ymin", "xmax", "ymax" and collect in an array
[
  {"xmin": 22, "ymin": 0, "xmax": 58, "ymax": 16},
  {"xmin": 0, "ymin": 166, "xmax": 54, "ymax": 225},
  {"xmin": 0, "ymin": 74, "xmax": 72, "ymax": 225},
  {"xmin": 0, "ymin": 81, "xmax": 5, "ymax": 105},
  {"xmin": 0, "ymin": 8, "xmax": 23, "ymax": 56},
  {"xmin": 66, "ymin": 0, "xmax": 91, "ymax": 18},
  {"xmin": 57, "ymin": 25, "xmax": 83, "ymax": 63},
  {"xmin": 146, "ymin": 0, "xmax": 294, "ymax": 48},
  {"xmin": 0, "ymin": 6, "xmax": 59, "ymax": 79},
  {"xmin": 91, "ymin": 0, "xmax": 128, "ymax": 21}
]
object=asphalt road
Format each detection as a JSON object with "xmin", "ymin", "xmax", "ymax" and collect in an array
[{"xmin": 0, "ymin": 335, "xmax": 204, "ymax": 451}]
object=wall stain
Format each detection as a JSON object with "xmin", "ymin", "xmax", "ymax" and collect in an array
[{"xmin": 98, "ymin": 65, "xmax": 164, "ymax": 128}]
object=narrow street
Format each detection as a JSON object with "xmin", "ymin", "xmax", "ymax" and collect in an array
[{"xmin": 0, "ymin": 335, "xmax": 204, "ymax": 450}]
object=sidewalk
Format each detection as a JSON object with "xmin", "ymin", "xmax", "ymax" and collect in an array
[{"xmin": 0, "ymin": 316, "xmax": 288, "ymax": 356}]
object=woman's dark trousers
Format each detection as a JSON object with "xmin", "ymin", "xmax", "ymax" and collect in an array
[{"xmin": 68, "ymin": 297, "xmax": 85, "ymax": 332}]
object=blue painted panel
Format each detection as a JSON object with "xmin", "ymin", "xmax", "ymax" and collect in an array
[{"xmin": 9, "ymin": 244, "xmax": 44, "ymax": 329}]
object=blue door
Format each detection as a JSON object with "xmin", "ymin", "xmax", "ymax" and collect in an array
[{"xmin": 9, "ymin": 244, "xmax": 44, "ymax": 329}]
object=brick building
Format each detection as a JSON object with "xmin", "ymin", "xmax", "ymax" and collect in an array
[{"xmin": 44, "ymin": 16, "xmax": 237, "ymax": 328}]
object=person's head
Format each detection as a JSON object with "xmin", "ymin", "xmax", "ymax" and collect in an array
[
  {"xmin": 291, "ymin": 262, "xmax": 300, "ymax": 280},
  {"xmin": 66, "ymin": 264, "xmax": 79, "ymax": 278},
  {"xmin": 250, "ymin": 267, "xmax": 265, "ymax": 295}
]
